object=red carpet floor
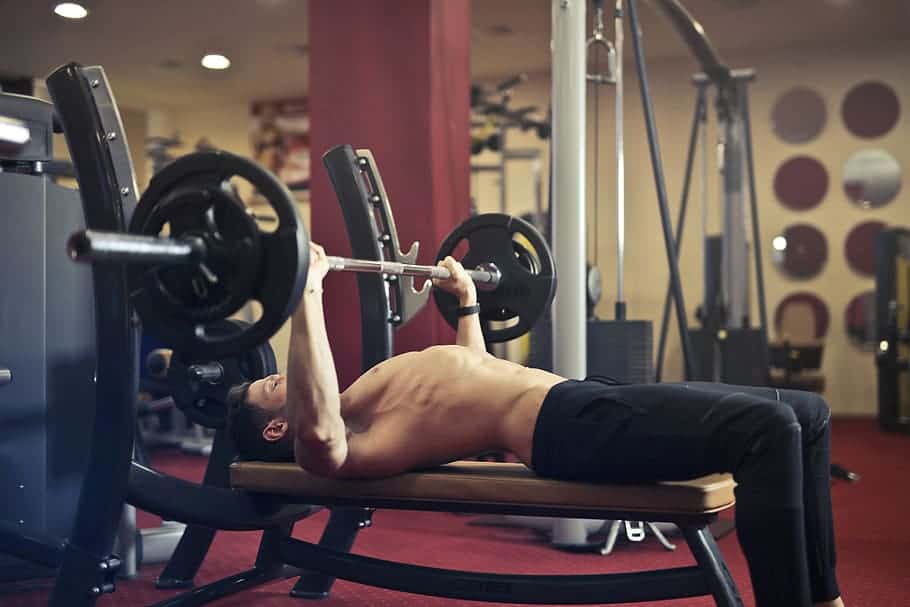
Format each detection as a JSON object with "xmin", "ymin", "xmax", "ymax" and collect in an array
[{"xmin": 2, "ymin": 417, "xmax": 908, "ymax": 606}]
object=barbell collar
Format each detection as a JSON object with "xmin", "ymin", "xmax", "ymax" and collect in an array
[
  {"xmin": 67, "ymin": 230, "xmax": 207, "ymax": 266},
  {"xmin": 325, "ymin": 255, "xmax": 501, "ymax": 290},
  {"xmin": 188, "ymin": 362, "xmax": 224, "ymax": 383}
]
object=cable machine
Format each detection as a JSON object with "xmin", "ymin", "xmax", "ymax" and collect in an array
[{"xmin": 651, "ymin": 2, "xmax": 770, "ymax": 386}]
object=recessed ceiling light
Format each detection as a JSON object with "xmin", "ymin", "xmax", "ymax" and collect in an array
[
  {"xmin": 54, "ymin": 3, "xmax": 89, "ymax": 19},
  {"xmin": 201, "ymin": 54, "xmax": 231, "ymax": 70}
]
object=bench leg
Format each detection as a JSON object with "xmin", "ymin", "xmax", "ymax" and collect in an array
[
  {"xmin": 682, "ymin": 525, "xmax": 744, "ymax": 607},
  {"xmin": 290, "ymin": 508, "xmax": 373, "ymax": 600}
]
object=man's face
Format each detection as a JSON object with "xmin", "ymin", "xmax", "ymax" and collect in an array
[{"xmin": 246, "ymin": 374, "xmax": 288, "ymax": 412}]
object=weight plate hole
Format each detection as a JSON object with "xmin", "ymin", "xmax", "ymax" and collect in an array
[
  {"xmin": 487, "ymin": 316, "xmax": 520, "ymax": 330},
  {"xmin": 227, "ymin": 176, "xmax": 280, "ymax": 233},
  {"xmin": 243, "ymin": 299, "xmax": 265, "ymax": 324},
  {"xmin": 511, "ymin": 234, "xmax": 541, "ymax": 275}
]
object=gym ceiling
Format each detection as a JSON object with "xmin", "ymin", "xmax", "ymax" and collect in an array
[{"xmin": 0, "ymin": 0, "xmax": 906, "ymax": 111}]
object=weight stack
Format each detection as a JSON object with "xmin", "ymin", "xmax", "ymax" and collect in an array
[
  {"xmin": 529, "ymin": 316, "xmax": 653, "ymax": 384},
  {"xmin": 527, "ymin": 312, "xmax": 553, "ymax": 371},
  {"xmin": 587, "ymin": 320, "xmax": 654, "ymax": 384}
]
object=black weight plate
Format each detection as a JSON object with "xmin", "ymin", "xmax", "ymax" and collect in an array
[
  {"xmin": 168, "ymin": 319, "xmax": 279, "ymax": 428},
  {"xmin": 137, "ymin": 185, "xmax": 261, "ymax": 323},
  {"xmin": 129, "ymin": 151, "xmax": 309, "ymax": 359},
  {"xmin": 434, "ymin": 213, "xmax": 556, "ymax": 342}
]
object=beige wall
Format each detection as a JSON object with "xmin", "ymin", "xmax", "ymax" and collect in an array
[
  {"xmin": 120, "ymin": 106, "xmax": 148, "ymax": 189},
  {"xmin": 473, "ymin": 39, "xmax": 909, "ymax": 415}
]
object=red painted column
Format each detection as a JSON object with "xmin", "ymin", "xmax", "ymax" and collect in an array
[{"xmin": 309, "ymin": 0, "xmax": 471, "ymax": 388}]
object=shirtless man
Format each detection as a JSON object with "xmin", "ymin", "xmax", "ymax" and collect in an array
[{"xmin": 229, "ymin": 242, "xmax": 845, "ymax": 607}]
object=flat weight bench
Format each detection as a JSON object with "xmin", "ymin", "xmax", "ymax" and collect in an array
[{"xmin": 230, "ymin": 460, "xmax": 743, "ymax": 605}]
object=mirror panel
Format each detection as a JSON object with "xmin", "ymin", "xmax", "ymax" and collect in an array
[
  {"xmin": 843, "ymin": 149, "xmax": 902, "ymax": 209},
  {"xmin": 771, "ymin": 224, "xmax": 828, "ymax": 279}
]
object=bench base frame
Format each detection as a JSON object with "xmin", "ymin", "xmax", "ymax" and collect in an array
[{"xmin": 145, "ymin": 505, "xmax": 743, "ymax": 607}]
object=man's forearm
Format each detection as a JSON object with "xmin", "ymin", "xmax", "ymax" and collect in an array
[{"xmin": 287, "ymin": 289, "xmax": 348, "ymax": 474}]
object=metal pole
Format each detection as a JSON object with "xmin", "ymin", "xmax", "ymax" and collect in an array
[
  {"xmin": 550, "ymin": 0, "xmax": 587, "ymax": 380},
  {"xmin": 532, "ymin": 157, "xmax": 543, "ymax": 227},
  {"xmin": 655, "ymin": 86, "xmax": 706, "ymax": 381},
  {"xmin": 627, "ymin": 0, "xmax": 696, "ymax": 380},
  {"xmin": 701, "ymin": 91, "xmax": 709, "ymax": 305},
  {"xmin": 741, "ymin": 83, "xmax": 771, "ymax": 378},
  {"xmin": 721, "ymin": 86, "xmax": 748, "ymax": 329},
  {"xmin": 549, "ymin": 0, "xmax": 589, "ymax": 548},
  {"xmin": 614, "ymin": 0, "xmax": 625, "ymax": 320},
  {"xmin": 500, "ymin": 129, "xmax": 508, "ymax": 214}
]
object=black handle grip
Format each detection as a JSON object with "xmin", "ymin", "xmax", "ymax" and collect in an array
[{"xmin": 67, "ymin": 230, "xmax": 206, "ymax": 266}]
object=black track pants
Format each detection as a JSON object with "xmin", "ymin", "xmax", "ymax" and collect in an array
[{"xmin": 531, "ymin": 380, "xmax": 839, "ymax": 607}]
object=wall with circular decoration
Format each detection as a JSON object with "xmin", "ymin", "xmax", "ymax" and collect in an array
[
  {"xmin": 771, "ymin": 87, "xmax": 827, "ymax": 144},
  {"xmin": 774, "ymin": 156, "xmax": 829, "ymax": 211},
  {"xmin": 844, "ymin": 220, "xmax": 887, "ymax": 276},
  {"xmin": 842, "ymin": 149, "xmax": 902, "ymax": 209},
  {"xmin": 845, "ymin": 291, "xmax": 877, "ymax": 350},
  {"xmin": 774, "ymin": 292, "xmax": 830, "ymax": 341},
  {"xmin": 771, "ymin": 224, "xmax": 828, "ymax": 279},
  {"xmin": 842, "ymin": 81, "xmax": 900, "ymax": 139},
  {"xmin": 760, "ymin": 46, "xmax": 906, "ymax": 414}
]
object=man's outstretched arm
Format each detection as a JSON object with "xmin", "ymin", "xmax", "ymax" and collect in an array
[
  {"xmin": 434, "ymin": 256, "xmax": 485, "ymax": 352},
  {"xmin": 287, "ymin": 242, "xmax": 349, "ymax": 476}
]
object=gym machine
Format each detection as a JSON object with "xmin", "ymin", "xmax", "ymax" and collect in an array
[
  {"xmin": 876, "ymin": 227, "xmax": 910, "ymax": 434},
  {"xmin": 651, "ymin": 1, "xmax": 770, "ymax": 386},
  {"xmin": 519, "ymin": 0, "xmax": 705, "ymax": 550},
  {"xmin": 586, "ymin": 0, "xmax": 654, "ymax": 386},
  {"xmin": 0, "ymin": 89, "xmax": 96, "ymax": 583}
]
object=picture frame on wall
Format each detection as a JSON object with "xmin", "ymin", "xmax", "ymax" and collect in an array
[{"xmin": 250, "ymin": 96, "xmax": 310, "ymax": 193}]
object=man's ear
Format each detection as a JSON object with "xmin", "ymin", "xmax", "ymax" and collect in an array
[{"xmin": 262, "ymin": 418, "xmax": 288, "ymax": 442}]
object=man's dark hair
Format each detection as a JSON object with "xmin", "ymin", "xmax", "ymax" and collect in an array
[{"xmin": 227, "ymin": 382, "xmax": 295, "ymax": 462}]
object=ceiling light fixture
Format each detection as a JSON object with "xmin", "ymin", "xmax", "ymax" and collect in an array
[
  {"xmin": 201, "ymin": 54, "xmax": 231, "ymax": 70},
  {"xmin": 54, "ymin": 3, "xmax": 89, "ymax": 19}
]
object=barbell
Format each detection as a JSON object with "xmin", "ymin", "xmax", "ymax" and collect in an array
[
  {"xmin": 67, "ymin": 151, "xmax": 557, "ymax": 354},
  {"xmin": 68, "ymin": 232, "xmax": 503, "ymax": 288},
  {"xmin": 325, "ymin": 255, "xmax": 501, "ymax": 292}
]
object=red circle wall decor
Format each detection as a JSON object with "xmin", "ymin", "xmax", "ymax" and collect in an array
[
  {"xmin": 774, "ymin": 156, "xmax": 829, "ymax": 211},
  {"xmin": 845, "ymin": 221, "xmax": 887, "ymax": 276},
  {"xmin": 842, "ymin": 81, "xmax": 900, "ymax": 139}
]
